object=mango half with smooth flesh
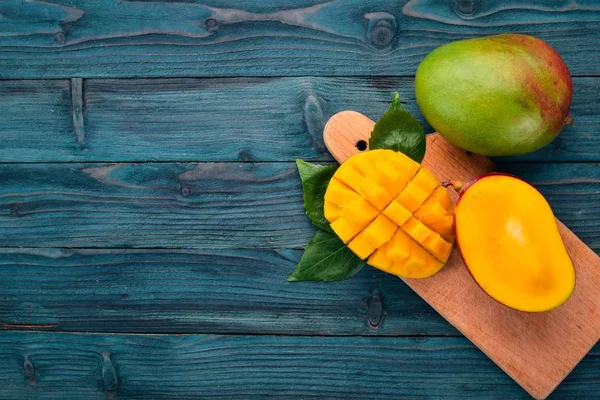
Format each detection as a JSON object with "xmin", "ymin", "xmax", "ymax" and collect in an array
[
  {"xmin": 415, "ymin": 34, "xmax": 573, "ymax": 156},
  {"xmin": 324, "ymin": 149, "xmax": 455, "ymax": 279},
  {"xmin": 455, "ymin": 174, "xmax": 575, "ymax": 312}
]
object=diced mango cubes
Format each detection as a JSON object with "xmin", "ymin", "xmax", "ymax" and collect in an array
[
  {"xmin": 414, "ymin": 202, "xmax": 447, "ymax": 225},
  {"xmin": 386, "ymin": 151, "xmax": 419, "ymax": 178},
  {"xmin": 424, "ymin": 186, "xmax": 453, "ymax": 212},
  {"xmin": 362, "ymin": 214, "xmax": 397, "ymax": 248},
  {"xmin": 347, "ymin": 231, "xmax": 377, "ymax": 260},
  {"xmin": 410, "ymin": 168, "xmax": 439, "ymax": 195},
  {"xmin": 373, "ymin": 162, "xmax": 405, "ymax": 198},
  {"xmin": 353, "ymin": 157, "xmax": 382, "ymax": 184},
  {"xmin": 389, "ymin": 241, "xmax": 444, "ymax": 279},
  {"xmin": 386, "ymin": 229, "xmax": 412, "ymax": 261},
  {"xmin": 428, "ymin": 215, "xmax": 455, "ymax": 243},
  {"xmin": 382, "ymin": 201, "xmax": 412, "ymax": 227},
  {"xmin": 341, "ymin": 197, "xmax": 379, "ymax": 227},
  {"xmin": 422, "ymin": 232, "xmax": 453, "ymax": 262},
  {"xmin": 330, "ymin": 218, "xmax": 362, "ymax": 244},
  {"xmin": 358, "ymin": 177, "xmax": 392, "ymax": 210},
  {"xmin": 323, "ymin": 149, "xmax": 455, "ymax": 279},
  {"xmin": 348, "ymin": 214, "xmax": 397, "ymax": 260},
  {"xmin": 324, "ymin": 200, "xmax": 342, "ymax": 222},
  {"xmin": 402, "ymin": 217, "xmax": 432, "ymax": 244},
  {"xmin": 324, "ymin": 178, "xmax": 361, "ymax": 206},
  {"xmin": 335, "ymin": 164, "xmax": 364, "ymax": 189},
  {"xmin": 395, "ymin": 184, "xmax": 430, "ymax": 212},
  {"xmin": 368, "ymin": 247, "xmax": 392, "ymax": 272}
]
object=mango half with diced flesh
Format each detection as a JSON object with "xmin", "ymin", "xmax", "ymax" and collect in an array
[{"xmin": 324, "ymin": 149, "xmax": 454, "ymax": 279}]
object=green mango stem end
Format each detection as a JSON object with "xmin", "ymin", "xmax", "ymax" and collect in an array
[{"xmin": 442, "ymin": 179, "xmax": 466, "ymax": 194}]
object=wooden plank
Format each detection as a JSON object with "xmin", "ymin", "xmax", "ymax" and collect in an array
[
  {"xmin": 0, "ymin": 162, "xmax": 311, "ymax": 249},
  {"xmin": 0, "ymin": 80, "xmax": 75, "ymax": 161},
  {"xmin": 0, "ymin": 332, "xmax": 557, "ymax": 399},
  {"xmin": 0, "ymin": 162, "xmax": 598, "ymax": 250},
  {"xmin": 1, "ymin": 77, "xmax": 598, "ymax": 163},
  {"xmin": 2, "ymin": 331, "xmax": 599, "ymax": 399},
  {"xmin": 1, "ymin": 1, "xmax": 599, "ymax": 78},
  {"xmin": 0, "ymin": 248, "xmax": 453, "ymax": 335}
]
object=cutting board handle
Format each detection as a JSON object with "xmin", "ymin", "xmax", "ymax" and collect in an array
[{"xmin": 323, "ymin": 111, "xmax": 375, "ymax": 163}]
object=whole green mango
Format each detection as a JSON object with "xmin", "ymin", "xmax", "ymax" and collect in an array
[{"xmin": 415, "ymin": 34, "xmax": 573, "ymax": 156}]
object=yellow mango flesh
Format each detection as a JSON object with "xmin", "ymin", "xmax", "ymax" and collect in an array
[
  {"xmin": 362, "ymin": 214, "xmax": 398, "ymax": 247},
  {"xmin": 397, "ymin": 240, "xmax": 444, "ymax": 279},
  {"xmin": 341, "ymin": 197, "xmax": 379, "ymax": 227},
  {"xmin": 382, "ymin": 201, "xmax": 412, "ymax": 226},
  {"xmin": 348, "ymin": 214, "xmax": 397, "ymax": 260},
  {"xmin": 368, "ymin": 247, "xmax": 392, "ymax": 272},
  {"xmin": 324, "ymin": 179, "xmax": 361, "ymax": 205},
  {"xmin": 323, "ymin": 200, "xmax": 342, "ymax": 222},
  {"xmin": 325, "ymin": 149, "xmax": 455, "ymax": 279},
  {"xmin": 373, "ymin": 161, "xmax": 406, "ymax": 198},
  {"xmin": 330, "ymin": 218, "xmax": 362, "ymax": 244},
  {"xmin": 424, "ymin": 186, "xmax": 453, "ymax": 211},
  {"xmin": 413, "ymin": 202, "xmax": 447, "ymax": 225},
  {"xmin": 427, "ymin": 215, "xmax": 455, "ymax": 243},
  {"xmin": 358, "ymin": 177, "xmax": 392, "ymax": 210},
  {"xmin": 455, "ymin": 174, "xmax": 575, "ymax": 312}
]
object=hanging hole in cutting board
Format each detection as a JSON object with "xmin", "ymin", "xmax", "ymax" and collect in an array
[{"xmin": 356, "ymin": 140, "xmax": 368, "ymax": 151}]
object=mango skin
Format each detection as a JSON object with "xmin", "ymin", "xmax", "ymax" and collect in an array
[{"xmin": 415, "ymin": 34, "xmax": 573, "ymax": 156}]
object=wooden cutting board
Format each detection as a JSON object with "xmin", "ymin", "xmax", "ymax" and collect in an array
[{"xmin": 323, "ymin": 111, "xmax": 600, "ymax": 400}]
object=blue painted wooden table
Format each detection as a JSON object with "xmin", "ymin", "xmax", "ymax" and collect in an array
[{"xmin": 1, "ymin": 1, "xmax": 599, "ymax": 398}]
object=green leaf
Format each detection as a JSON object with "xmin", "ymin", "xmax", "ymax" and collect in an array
[
  {"xmin": 387, "ymin": 91, "xmax": 404, "ymax": 112},
  {"xmin": 369, "ymin": 92, "xmax": 426, "ymax": 163},
  {"xmin": 296, "ymin": 159, "xmax": 337, "ymax": 232},
  {"xmin": 288, "ymin": 230, "xmax": 365, "ymax": 282}
]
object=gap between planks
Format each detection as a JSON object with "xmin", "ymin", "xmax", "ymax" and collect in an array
[
  {"xmin": 0, "ymin": 160, "xmax": 595, "ymax": 165},
  {"xmin": 2, "ymin": 74, "xmax": 600, "ymax": 82},
  {"xmin": 0, "ymin": 328, "xmax": 464, "ymax": 338}
]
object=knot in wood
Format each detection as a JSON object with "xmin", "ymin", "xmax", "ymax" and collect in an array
[
  {"xmin": 23, "ymin": 355, "xmax": 36, "ymax": 385},
  {"xmin": 303, "ymin": 94, "xmax": 326, "ymax": 152},
  {"xmin": 205, "ymin": 18, "xmax": 220, "ymax": 32},
  {"xmin": 453, "ymin": 0, "xmax": 479, "ymax": 18},
  {"xmin": 101, "ymin": 353, "xmax": 118, "ymax": 393},
  {"xmin": 237, "ymin": 149, "xmax": 253, "ymax": 162},
  {"xmin": 366, "ymin": 291, "xmax": 384, "ymax": 329},
  {"xmin": 55, "ymin": 32, "xmax": 66, "ymax": 44},
  {"xmin": 366, "ymin": 13, "xmax": 397, "ymax": 50},
  {"xmin": 10, "ymin": 203, "xmax": 20, "ymax": 217}
]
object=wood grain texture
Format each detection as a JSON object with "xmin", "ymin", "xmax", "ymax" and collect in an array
[
  {"xmin": 4, "ymin": 331, "xmax": 599, "ymax": 399},
  {"xmin": 0, "ymin": 161, "xmax": 598, "ymax": 250},
  {"xmin": 324, "ymin": 112, "xmax": 600, "ymax": 398},
  {"xmin": 0, "ymin": 77, "xmax": 598, "ymax": 163},
  {"xmin": 1, "ymin": 0, "xmax": 599, "ymax": 78},
  {"xmin": 0, "ymin": 248, "xmax": 453, "ymax": 335},
  {"xmin": 0, "ymin": 81, "xmax": 75, "ymax": 161},
  {"xmin": 0, "ymin": 162, "xmax": 311, "ymax": 249}
]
